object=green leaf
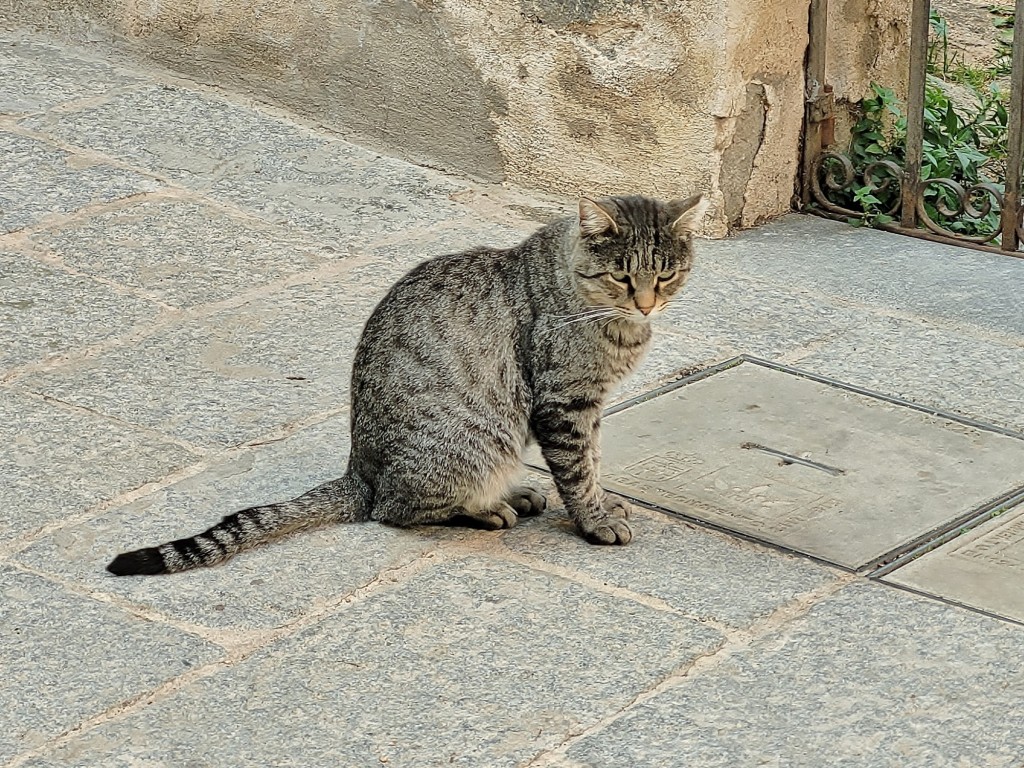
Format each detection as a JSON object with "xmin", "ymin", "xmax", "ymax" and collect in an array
[
  {"xmin": 936, "ymin": 101, "xmax": 953, "ymax": 126},
  {"xmin": 853, "ymin": 189, "xmax": 882, "ymax": 206},
  {"xmin": 839, "ymin": 54, "xmax": 1009, "ymax": 238}
]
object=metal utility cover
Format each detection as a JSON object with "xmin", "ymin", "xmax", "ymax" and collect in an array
[
  {"xmin": 884, "ymin": 506, "xmax": 1024, "ymax": 623},
  {"xmin": 598, "ymin": 361, "xmax": 1024, "ymax": 569}
]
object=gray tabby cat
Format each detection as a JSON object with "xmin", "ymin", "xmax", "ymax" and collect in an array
[{"xmin": 107, "ymin": 193, "xmax": 708, "ymax": 576}]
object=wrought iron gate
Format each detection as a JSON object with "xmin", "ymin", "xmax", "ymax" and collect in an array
[{"xmin": 802, "ymin": 0, "xmax": 1024, "ymax": 256}]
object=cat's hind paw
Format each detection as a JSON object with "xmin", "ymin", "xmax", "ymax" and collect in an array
[
  {"xmin": 451, "ymin": 502, "xmax": 519, "ymax": 530},
  {"xmin": 505, "ymin": 485, "xmax": 548, "ymax": 517}
]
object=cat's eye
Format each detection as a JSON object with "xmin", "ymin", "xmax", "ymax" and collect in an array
[
  {"xmin": 658, "ymin": 270, "xmax": 679, "ymax": 282},
  {"xmin": 574, "ymin": 270, "xmax": 632, "ymax": 285}
]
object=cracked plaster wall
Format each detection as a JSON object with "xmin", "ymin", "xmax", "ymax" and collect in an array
[{"xmin": 3, "ymin": 0, "xmax": 908, "ymax": 235}]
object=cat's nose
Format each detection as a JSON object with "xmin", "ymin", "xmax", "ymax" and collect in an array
[{"xmin": 635, "ymin": 287, "xmax": 656, "ymax": 315}]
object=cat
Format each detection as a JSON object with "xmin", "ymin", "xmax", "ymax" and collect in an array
[{"xmin": 107, "ymin": 193, "xmax": 709, "ymax": 576}]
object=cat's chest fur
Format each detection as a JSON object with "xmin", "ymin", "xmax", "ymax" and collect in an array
[
  {"xmin": 528, "ymin": 316, "xmax": 651, "ymax": 402},
  {"xmin": 597, "ymin": 320, "xmax": 652, "ymax": 380}
]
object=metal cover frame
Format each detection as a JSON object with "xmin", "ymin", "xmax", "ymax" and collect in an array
[{"xmin": 527, "ymin": 355, "xmax": 1024, "ymax": 579}]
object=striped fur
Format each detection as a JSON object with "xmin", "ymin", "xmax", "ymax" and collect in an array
[{"xmin": 107, "ymin": 194, "xmax": 708, "ymax": 575}]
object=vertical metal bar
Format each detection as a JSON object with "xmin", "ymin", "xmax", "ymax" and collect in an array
[
  {"xmin": 901, "ymin": 0, "xmax": 930, "ymax": 228},
  {"xmin": 1000, "ymin": 0, "xmax": 1024, "ymax": 251},
  {"xmin": 801, "ymin": 0, "xmax": 828, "ymax": 206}
]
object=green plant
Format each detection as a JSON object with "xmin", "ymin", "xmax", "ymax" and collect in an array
[
  {"xmin": 829, "ymin": 9, "xmax": 1011, "ymax": 236},
  {"xmin": 928, "ymin": 9, "xmax": 953, "ymax": 77},
  {"xmin": 990, "ymin": 5, "xmax": 1015, "ymax": 76},
  {"xmin": 921, "ymin": 81, "xmax": 1007, "ymax": 234},
  {"xmin": 837, "ymin": 83, "xmax": 905, "ymax": 226}
]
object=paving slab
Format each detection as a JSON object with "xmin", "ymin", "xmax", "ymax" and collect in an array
[
  {"xmin": 13, "ymin": 270, "xmax": 381, "ymax": 448},
  {"xmin": 0, "ymin": 251, "xmax": 161, "ymax": 371},
  {"xmin": 5, "ymin": 31, "xmax": 1024, "ymax": 768},
  {"xmin": 795, "ymin": 311, "xmax": 1024, "ymax": 433},
  {"xmin": 11, "ymin": 238, "xmax": 484, "ymax": 448},
  {"xmin": 18, "ymin": 86, "xmax": 302, "ymax": 179},
  {"xmin": 21, "ymin": 86, "xmax": 469, "ymax": 246},
  {"xmin": 885, "ymin": 504, "xmax": 1024, "ymax": 623},
  {"xmin": 15, "ymin": 414, "xmax": 449, "ymax": 631},
  {"xmin": 390, "ymin": 214, "xmax": 539, "ymax": 261},
  {"xmin": 0, "ymin": 131, "xmax": 161, "ymax": 233},
  {"xmin": 25, "ymin": 556, "xmax": 723, "ymax": 768},
  {"xmin": 702, "ymin": 213, "xmax": 1024, "ymax": 338},
  {"xmin": 663, "ymin": 265, "xmax": 858, "ymax": 360},
  {"xmin": 503, "ymin": 487, "xmax": 839, "ymax": 628},
  {"xmin": 566, "ymin": 581, "xmax": 1024, "ymax": 768},
  {"xmin": 0, "ymin": 566, "xmax": 221, "ymax": 763},
  {"xmin": 0, "ymin": 38, "xmax": 141, "ymax": 115},
  {"xmin": 203, "ymin": 140, "xmax": 468, "ymax": 248},
  {"xmin": 596, "ymin": 360, "xmax": 1024, "ymax": 569},
  {"xmin": 610, "ymin": 328, "xmax": 731, "ymax": 404},
  {"xmin": 0, "ymin": 389, "xmax": 197, "ymax": 545},
  {"xmin": 29, "ymin": 199, "xmax": 343, "ymax": 308}
]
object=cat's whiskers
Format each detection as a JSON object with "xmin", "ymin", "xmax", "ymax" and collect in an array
[
  {"xmin": 549, "ymin": 308, "xmax": 615, "ymax": 320},
  {"xmin": 546, "ymin": 308, "xmax": 619, "ymax": 333}
]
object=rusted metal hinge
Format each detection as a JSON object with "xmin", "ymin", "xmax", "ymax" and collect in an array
[{"xmin": 807, "ymin": 83, "xmax": 835, "ymax": 148}]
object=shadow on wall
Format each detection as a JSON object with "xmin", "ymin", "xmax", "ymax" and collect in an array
[{"xmin": 0, "ymin": 0, "xmax": 909, "ymax": 234}]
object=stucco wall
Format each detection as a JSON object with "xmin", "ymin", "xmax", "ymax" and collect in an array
[
  {"xmin": 2, "ymin": 0, "xmax": 909, "ymax": 234},
  {"xmin": 826, "ymin": 0, "xmax": 911, "ymax": 148},
  {"xmin": 715, "ymin": 0, "xmax": 810, "ymax": 228},
  {"xmin": 827, "ymin": 0, "xmax": 909, "ymax": 101},
  {"xmin": 433, "ymin": 0, "xmax": 727, "ymax": 231}
]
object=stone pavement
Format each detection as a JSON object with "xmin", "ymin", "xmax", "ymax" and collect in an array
[{"xmin": 3, "ymin": 31, "xmax": 1024, "ymax": 768}]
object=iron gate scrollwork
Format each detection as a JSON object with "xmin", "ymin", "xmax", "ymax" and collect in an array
[{"xmin": 802, "ymin": 0, "xmax": 1024, "ymax": 256}]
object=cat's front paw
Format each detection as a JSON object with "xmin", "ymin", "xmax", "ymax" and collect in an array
[
  {"xmin": 580, "ymin": 515, "xmax": 633, "ymax": 545},
  {"xmin": 601, "ymin": 492, "xmax": 634, "ymax": 519}
]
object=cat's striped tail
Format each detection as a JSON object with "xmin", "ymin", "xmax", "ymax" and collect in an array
[{"xmin": 106, "ymin": 474, "xmax": 371, "ymax": 576}]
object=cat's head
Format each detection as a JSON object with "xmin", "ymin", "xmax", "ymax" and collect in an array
[{"xmin": 571, "ymin": 194, "xmax": 709, "ymax": 321}]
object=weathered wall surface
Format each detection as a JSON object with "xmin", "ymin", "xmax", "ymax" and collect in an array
[
  {"xmin": 1, "ymin": 0, "xmax": 909, "ymax": 234},
  {"xmin": 826, "ymin": 0, "xmax": 911, "ymax": 147},
  {"xmin": 715, "ymin": 0, "xmax": 810, "ymax": 229},
  {"xmin": 3, "ymin": 0, "xmax": 511, "ymax": 181},
  {"xmin": 431, "ymin": 0, "xmax": 724, "ymax": 215},
  {"xmin": 451, "ymin": 0, "xmax": 811, "ymax": 231},
  {"xmin": 827, "ymin": 0, "xmax": 909, "ymax": 100}
]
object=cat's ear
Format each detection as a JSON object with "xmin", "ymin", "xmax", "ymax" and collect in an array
[
  {"xmin": 578, "ymin": 197, "xmax": 619, "ymax": 237},
  {"xmin": 666, "ymin": 194, "xmax": 710, "ymax": 236}
]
